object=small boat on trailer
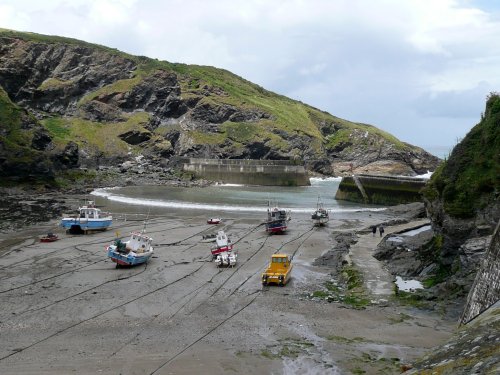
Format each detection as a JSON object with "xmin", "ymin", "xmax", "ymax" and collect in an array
[
  {"xmin": 210, "ymin": 230, "xmax": 233, "ymax": 257},
  {"xmin": 265, "ymin": 202, "xmax": 291, "ymax": 234},
  {"xmin": 60, "ymin": 201, "xmax": 112, "ymax": 234},
  {"xmin": 107, "ymin": 231, "xmax": 153, "ymax": 267},
  {"xmin": 215, "ymin": 251, "xmax": 237, "ymax": 267},
  {"xmin": 40, "ymin": 233, "xmax": 59, "ymax": 242},
  {"xmin": 312, "ymin": 197, "xmax": 329, "ymax": 226},
  {"xmin": 210, "ymin": 230, "xmax": 237, "ymax": 267}
]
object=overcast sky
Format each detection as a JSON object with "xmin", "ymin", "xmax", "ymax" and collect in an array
[{"xmin": 1, "ymin": 0, "xmax": 499, "ymax": 156}]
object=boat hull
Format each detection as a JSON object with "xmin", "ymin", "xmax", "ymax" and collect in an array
[
  {"xmin": 312, "ymin": 217, "xmax": 329, "ymax": 226},
  {"xmin": 211, "ymin": 244, "xmax": 234, "ymax": 256},
  {"xmin": 60, "ymin": 218, "xmax": 112, "ymax": 231},
  {"xmin": 40, "ymin": 236, "xmax": 58, "ymax": 243},
  {"xmin": 266, "ymin": 221, "xmax": 287, "ymax": 233},
  {"xmin": 107, "ymin": 248, "xmax": 153, "ymax": 266}
]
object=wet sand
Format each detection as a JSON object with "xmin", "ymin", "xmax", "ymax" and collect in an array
[{"xmin": 0, "ymin": 206, "xmax": 455, "ymax": 374}]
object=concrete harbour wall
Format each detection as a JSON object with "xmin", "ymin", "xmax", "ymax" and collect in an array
[
  {"xmin": 182, "ymin": 158, "xmax": 310, "ymax": 186},
  {"xmin": 335, "ymin": 174, "xmax": 427, "ymax": 205}
]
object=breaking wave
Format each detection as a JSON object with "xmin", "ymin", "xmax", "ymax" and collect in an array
[{"xmin": 91, "ymin": 187, "xmax": 385, "ymax": 214}]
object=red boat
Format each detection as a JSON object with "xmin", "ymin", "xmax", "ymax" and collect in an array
[
  {"xmin": 207, "ymin": 217, "xmax": 221, "ymax": 224},
  {"xmin": 40, "ymin": 233, "xmax": 59, "ymax": 242},
  {"xmin": 210, "ymin": 230, "xmax": 233, "ymax": 257}
]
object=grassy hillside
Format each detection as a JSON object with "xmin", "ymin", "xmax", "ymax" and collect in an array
[
  {"xmin": 0, "ymin": 29, "xmax": 402, "ymax": 151},
  {"xmin": 0, "ymin": 28, "xmax": 439, "ymax": 180},
  {"xmin": 423, "ymin": 93, "xmax": 500, "ymax": 218}
]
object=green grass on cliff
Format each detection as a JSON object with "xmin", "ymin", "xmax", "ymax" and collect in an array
[
  {"xmin": 1, "ymin": 28, "xmax": 414, "ymax": 159},
  {"xmin": 423, "ymin": 93, "xmax": 500, "ymax": 218},
  {"xmin": 41, "ymin": 111, "xmax": 151, "ymax": 156},
  {"xmin": 0, "ymin": 86, "xmax": 34, "ymax": 150}
]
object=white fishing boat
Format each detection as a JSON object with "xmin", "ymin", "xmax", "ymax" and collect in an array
[
  {"xmin": 106, "ymin": 230, "xmax": 154, "ymax": 267},
  {"xmin": 210, "ymin": 230, "xmax": 236, "ymax": 267},
  {"xmin": 210, "ymin": 230, "xmax": 233, "ymax": 257},
  {"xmin": 311, "ymin": 197, "xmax": 329, "ymax": 226},
  {"xmin": 60, "ymin": 201, "xmax": 112, "ymax": 233}
]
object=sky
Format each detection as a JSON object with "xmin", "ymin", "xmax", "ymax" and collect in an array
[{"xmin": 1, "ymin": 0, "xmax": 499, "ymax": 157}]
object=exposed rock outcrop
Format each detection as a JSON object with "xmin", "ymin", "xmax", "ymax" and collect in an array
[
  {"xmin": 0, "ymin": 29, "xmax": 440, "ymax": 186},
  {"xmin": 421, "ymin": 94, "xmax": 499, "ymax": 281}
]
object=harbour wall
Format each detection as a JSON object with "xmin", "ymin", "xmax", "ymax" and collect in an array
[
  {"xmin": 460, "ymin": 220, "xmax": 500, "ymax": 325},
  {"xmin": 335, "ymin": 174, "xmax": 427, "ymax": 205},
  {"xmin": 182, "ymin": 158, "xmax": 310, "ymax": 186}
]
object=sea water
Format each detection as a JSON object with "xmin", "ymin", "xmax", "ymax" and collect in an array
[{"xmin": 91, "ymin": 177, "xmax": 385, "ymax": 217}]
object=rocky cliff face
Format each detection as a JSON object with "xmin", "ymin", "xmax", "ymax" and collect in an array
[
  {"xmin": 423, "ymin": 94, "xmax": 499, "ymax": 263},
  {"xmin": 0, "ymin": 30, "xmax": 440, "ymax": 183}
]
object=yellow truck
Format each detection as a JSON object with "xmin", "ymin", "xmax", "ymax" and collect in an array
[{"xmin": 262, "ymin": 254, "xmax": 293, "ymax": 286}]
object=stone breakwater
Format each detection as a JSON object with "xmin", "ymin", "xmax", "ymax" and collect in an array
[
  {"xmin": 182, "ymin": 158, "xmax": 310, "ymax": 186},
  {"xmin": 335, "ymin": 174, "xmax": 427, "ymax": 205}
]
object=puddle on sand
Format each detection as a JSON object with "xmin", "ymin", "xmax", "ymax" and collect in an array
[{"xmin": 395, "ymin": 276, "xmax": 423, "ymax": 291}]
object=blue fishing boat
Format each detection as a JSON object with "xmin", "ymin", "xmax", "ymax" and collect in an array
[
  {"xmin": 60, "ymin": 201, "xmax": 112, "ymax": 233},
  {"xmin": 107, "ymin": 231, "xmax": 154, "ymax": 267}
]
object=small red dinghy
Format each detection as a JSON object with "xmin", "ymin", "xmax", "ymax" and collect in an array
[{"xmin": 40, "ymin": 233, "xmax": 59, "ymax": 242}]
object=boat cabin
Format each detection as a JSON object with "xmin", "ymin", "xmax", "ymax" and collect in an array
[
  {"xmin": 268, "ymin": 207, "xmax": 288, "ymax": 221},
  {"xmin": 127, "ymin": 232, "xmax": 153, "ymax": 253}
]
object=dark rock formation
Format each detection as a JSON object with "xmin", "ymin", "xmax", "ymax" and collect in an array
[
  {"xmin": 0, "ymin": 30, "xmax": 441, "ymax": 186},
  {"xmin": 406, "ymin": 301, "xmax": 500, "ymax": 375},
  {"xmin": 420, "ymin": 94, "xmax": 499, "ymax": 291}
]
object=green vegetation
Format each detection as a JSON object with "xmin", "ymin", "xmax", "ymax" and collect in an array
[
  {"xmin": 38, "ymin": 77, "xmax": 74, "ymax": 90},
  {"xmin": 423, "ymin": 92, "xmax": 500, "ymax": 218},
  {"xmin": 261, "ymin": 338, "xmax": 315, "ymax": 360},
  {"xmin": 0, "ymin": 86, "xmax": 51, "ymax": 178},
  {"xmin": 393, "ymin": 290, "xmax": 426, "ymax": 308},
  {"xmin": 309, "ymin": 269, "xmax": 370, "ymax": 309},
  {"xmin": 40, "ymin": 112, "xmax": 151, "ymax": 155}
]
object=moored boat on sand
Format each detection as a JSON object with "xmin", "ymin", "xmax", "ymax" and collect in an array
[
  {"xmin": 60, "ymin": 201, "xmax": 112, "ymax": 233},
  {"xmin": 107, "ymin": 231, "xmax": 153, "ymax": 267},
  {"xmin": 40, "ymin": 233, "xmax": 59, "ymax": 242},
  {"xmin": 210, "ymin": 230, "xmax": 233, "ymax": 257},
  {"xmin": 210, "ymin": 230, "xmax": 237, "ymax": 267},
  {"xmin": 265, "ymin": 202, "xmax": 291, "ymax": 234},
  {"xmin": 311, "ymin": 197, "xmax": 329, "ymax": 226},
  {"xmin": 207, "ymin": 217, "xmax": 221, "ymax": 224},
  {"xmin": 214, "ymin": 251, "xmax": 237, "ymax": 267}
]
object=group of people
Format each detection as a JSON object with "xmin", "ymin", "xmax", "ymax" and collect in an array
[{"xmin": 372, "ymin": 225, "xmax": 385, "ymax": 237}]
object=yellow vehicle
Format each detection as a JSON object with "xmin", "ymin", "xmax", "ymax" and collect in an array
[{"xmin": 262, "ymin": 254, "xmax": 293, "ymax": 286}]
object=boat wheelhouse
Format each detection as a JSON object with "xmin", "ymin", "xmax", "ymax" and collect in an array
[{"xmin": 265, "ymin": 203, "xmax": 291, "ymax": 234}]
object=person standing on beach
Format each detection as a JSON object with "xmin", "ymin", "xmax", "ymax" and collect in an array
[
  {"xmin": 372, "ymin": 226, "xmax": 376, "ymax": 237},
  {"xmin": 379, "ymin": 226, "xmax": 385, "ymax": 237}
]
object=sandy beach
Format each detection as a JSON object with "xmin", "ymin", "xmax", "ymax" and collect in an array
[{"xmin": 0, "ymin": 204, "xmax": 455, "ymax": 375}]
